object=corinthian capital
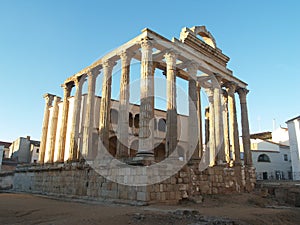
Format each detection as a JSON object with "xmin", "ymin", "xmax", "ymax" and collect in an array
[
  {"xmin": 61, "ymin": 82, "xmax": 72, "ymax": 95},
  {"xmin": 119, "ymin": 50, "xmax": 135, "ymax": 65},
  {"xmin": 237, "ymin": 88, "xmax": 249, "ymax": 103},
  {"xmin": 103, "ymin": 59, "xmax": 116, "ymax": 69},
  {"xmin": 87, "ymin": 67, "xmax": 100, "ymax": 78},
  {"xmin": 140, "ymin": 37, "xmax": 153, "ymax": 51},
  {"xmin": 224, "ymin": 82, "xmax": 237, "ymax": 96},
  {"xmin": 43, "ymin": 93, "xmax": 55, "ymax": 107},
  {"xmin": 73, "ymin": 74, "xmax": 86, "ymax": 88},
  {"xmin": 164, "ymin": 49, "xmax": 177, "ymax": 66}
]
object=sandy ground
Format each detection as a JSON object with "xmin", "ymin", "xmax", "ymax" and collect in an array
[{"xmin": 0, "ymin": 192, "xmax": 300, "ymax": 225}]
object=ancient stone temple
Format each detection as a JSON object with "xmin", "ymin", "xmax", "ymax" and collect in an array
[{"xmin": 13, "ymin": 26, "xmax": 256, "ymax": 204}]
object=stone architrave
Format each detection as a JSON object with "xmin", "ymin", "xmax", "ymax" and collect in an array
[
  {"xmin": 222, "ymin": 90, "xmax": 231, "ymax": 163},
  {"xmin": 48, "ymin": 96, "xmax": 61, "ymax": 163},
  {"xmin": 57, "ymin": 83, "xmax": 72, "ymax": 162},
  {"xmin": 39, "ymin": 93, "xmax": 55, "ymax": 163},
  {"xmin": 237, "ymin": 88, "xmax": 252, "ymax": 166},
  {"xmin": 187, "ymin": 61, "xmax": 199, "ymax": 160},
  {"xmin": 69, "ymin": 75, "xmax": 85, "ymax": 161},
  {"xmin": 226, "ymin": 83, "xmax": 241, "ymax": 165},
  {"xmin": 137, "ymin": 37, "xmax": 155, "ymax": 160},
  {"xmin": 116, "ymin": 50, "xmax": 134, "ymax": 159},
  {"xmin": 99, "ymin": 59, "xmax": 115, "ymax": 154},
  {"xmin": 165, "ymin": 50, "xmax": 177, "ymax": 157},
  {"xmin": 82, "ymin": 69, "xmax": 98, "ymax": 160}
]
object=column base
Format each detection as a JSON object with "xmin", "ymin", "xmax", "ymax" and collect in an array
[{"xmin": 129, "ymin": 152, "xmax": 154, "ymax": 166}]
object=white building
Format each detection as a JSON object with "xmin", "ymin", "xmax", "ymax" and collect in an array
[
  {"xmin": 250, "ymin": 128, "xmax": 292, "ymax": 180},
  {"xmin": 42, "ymin": 96, "xmax": 189, "ymax": 163},
  {"xmin": 0, "ymin": 145, "xmax": 3, "ymax": 171},
  {"xmin": 0, "ymin": 141, "xmax": 12, "ymax": 159},
  {"xmin": 286, "ymin": 116, "xmax": 300, "ymax": 180},
  {"xmin": 9, "ymin": 136, "xmax": 40, "ymax": 164}
]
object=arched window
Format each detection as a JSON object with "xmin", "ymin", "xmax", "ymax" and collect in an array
[
  {"xmin": 258, "ymin": 154, "xmax": 271, "ymax": 162},
  {"xmin": 134, "ymin": 114, "xmax": 139, "ymax": 128},
  {"xmin": 129, "ymin": 112, "xmax": 133, "ymax": 127},
  {"xmin": 158, "ymin": 118, "xmax": 166, "ymax": 132}
]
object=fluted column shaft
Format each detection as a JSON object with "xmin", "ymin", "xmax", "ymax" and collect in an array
[
  {"xmin": 57, "ymin": 83, "xmax": 72, "ymax": 162},
  {"xmin": 69, "ymin": 75, "xmax": 85, "ymax": 161},
  {"xmin": 82, "ymin": 69, "xmax": 98, "ymax": 159},
  {"xmin": 222, "ymin": 90, "xmax": 231, "ymax": 163},
  {"xmin": 214, "ymin": 77, "xmax": 225, "ymax": 164},
  {"xmin": 208, "ymin": 89, "xmax": 215, "ymax": 167},
  {"xmin": 238, "ymin": 88, "xmax": 252, "ymax": 166},
  {"xmin": 39, "ymin": 94, "xmax": 54, "ymax": 163},
  {"xmin": 165, "ymin": 50, "xmax": 177, "ymax": 157},
  {"xmin": 227, "ymin": 83, "xmax": 241, "ymax": 165},
  {"xmin": 48, "ymin": 96, "xmax": 61, "ymax": 163},
  {"xmin": 99, "ymin": 60, "xmax": 114, "ymax": 153},
  {"xmin": 117, "ymin": 51, "xmax": 133, "ymax": 158},
  {"xmin": 197, "ymin": 84, "xmax": 203, "ymax": 159},
  {"xmin": 138, "ymin": 38, "xmax": 154, "ymax": 157},
  {"xmin": 187, "ymin": 62, "xmax": 199, "ymax": 160}
]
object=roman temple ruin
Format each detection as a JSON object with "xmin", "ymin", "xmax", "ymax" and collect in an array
[{"xmin": 13, "ymin": 26, "xmax": 255, "ymax": 204}]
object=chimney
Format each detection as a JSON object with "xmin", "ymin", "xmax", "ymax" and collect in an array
[{"xmin": 26, "ymin": 136, "xmax": 30, "ymax": 141}]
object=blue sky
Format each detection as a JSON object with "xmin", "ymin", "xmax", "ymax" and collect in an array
[{"xmin": 0, "ymin": 0, "xmax": 299, "ymax": 142}]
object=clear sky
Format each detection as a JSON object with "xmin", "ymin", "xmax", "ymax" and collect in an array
[{"xmin": 0, "ymin": 0, "xmax": 299, "ymax": 142}]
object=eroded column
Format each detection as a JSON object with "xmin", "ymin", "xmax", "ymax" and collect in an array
[
  {"xmin": 187, "ymin": 61, "xmax": 199, "ymax": 160},
  {"xmin": 197, "ymin": 84, "xmax": 203, "ymax": 159},
  {"xmin": 222, "ymin": 90, "xmax": 231, "ymax": 164},
  {"xmin": 207, "ymin": 88, "xmax": 215, "ymax": 167},
  {"xmin": 82, "ymin": 69, "xmax": 98, "ymax": 160},
  {"xmin": 214, "ymin": 76, "xmax": 225, "ymax": 164},
  {"xmin": 165, "ymin": 50, "xmax": 177, "ymax": 157},
  {"xmin": 137, "ymin": 37, "xmax": 154, "ymax": 161},
  {"xmin": 227, "ymin": 83, "xmax": 241, "ymax": 165},
  {"xmin": 99, "ymin": 59, "xmax": 114, "ymax": 154},
  {"xmin": 69, "ymin": 75, "xmax": 85, "ymax": 161},
  {"xmin": 57, "ymin": 83, "xmax": 72, "ymax": 162},
  {"xmin": 48, "ymin": 96, "xmax": 61, "ymax": 163},
  {"xmin": 116, "ymin": 51, "xmax": 134, "ymax": 159},
  {"xmin": 39, "ymin": 93, "xmax": 55, "ymax": 164},
  {"xmin": 237, "ymin": 88, "xmax": 252, "ymax": 166}
]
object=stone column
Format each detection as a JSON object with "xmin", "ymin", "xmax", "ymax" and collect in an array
[
  {"xmin": 57, "ymin": 83, "xmax": 72, "ymax": 162},
  {"xmin": 165, "ymin": 50, "xmax": 177, "ymax": 157},
  {"xmin": 222, "ymin": 90, "xmax": 231, "ymax": 164},
  {"xmin": 39, "ymin": 93, "xmax": 55, "ymax": 164},
  {"xmin": 99, "ymin": 59, "xmax": 114, "ymax": 153},
  {"xmin": 237, "ymin": 88, "xmax": 252, "ymax": 166},
  {"xmin": 82, "ymin": 69, "xmax": 98, "ymax": 160},
  {"xmin": 48, "ymin": 96, "xmax": 61, "ymax": 163},
  {"xmin": 196, "ymin": 84, "xmax": 203, "ymax": 159},
  {"xmin": 116, "ymin": 51, "xmax": 134, "ymax": 159},
  {"xmin": 207, "ymin": 88, "xmax": 215, "ymax": 167},
  {"xmin": 69, "ymin": 75, "xmax": 85, "ymax": 161},
  {"xmin": 187, "ymin": 61, "xmax": 199, "ymax": 160},
  {"xmin": 137, "ymin": 37, "xmax": 155, "ymax": 161},
  {"xmin": 214, "ymin": 76, "xmax": 225, "ymax": 164},
  {"xmin": 226, "ymin": 83, "xmax": 241, "ymax": 165}
]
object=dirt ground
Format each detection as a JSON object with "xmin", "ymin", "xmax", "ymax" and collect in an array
[{"xmin": 0, "ymin": 192, "xmax": 299, "ymax": 225}]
